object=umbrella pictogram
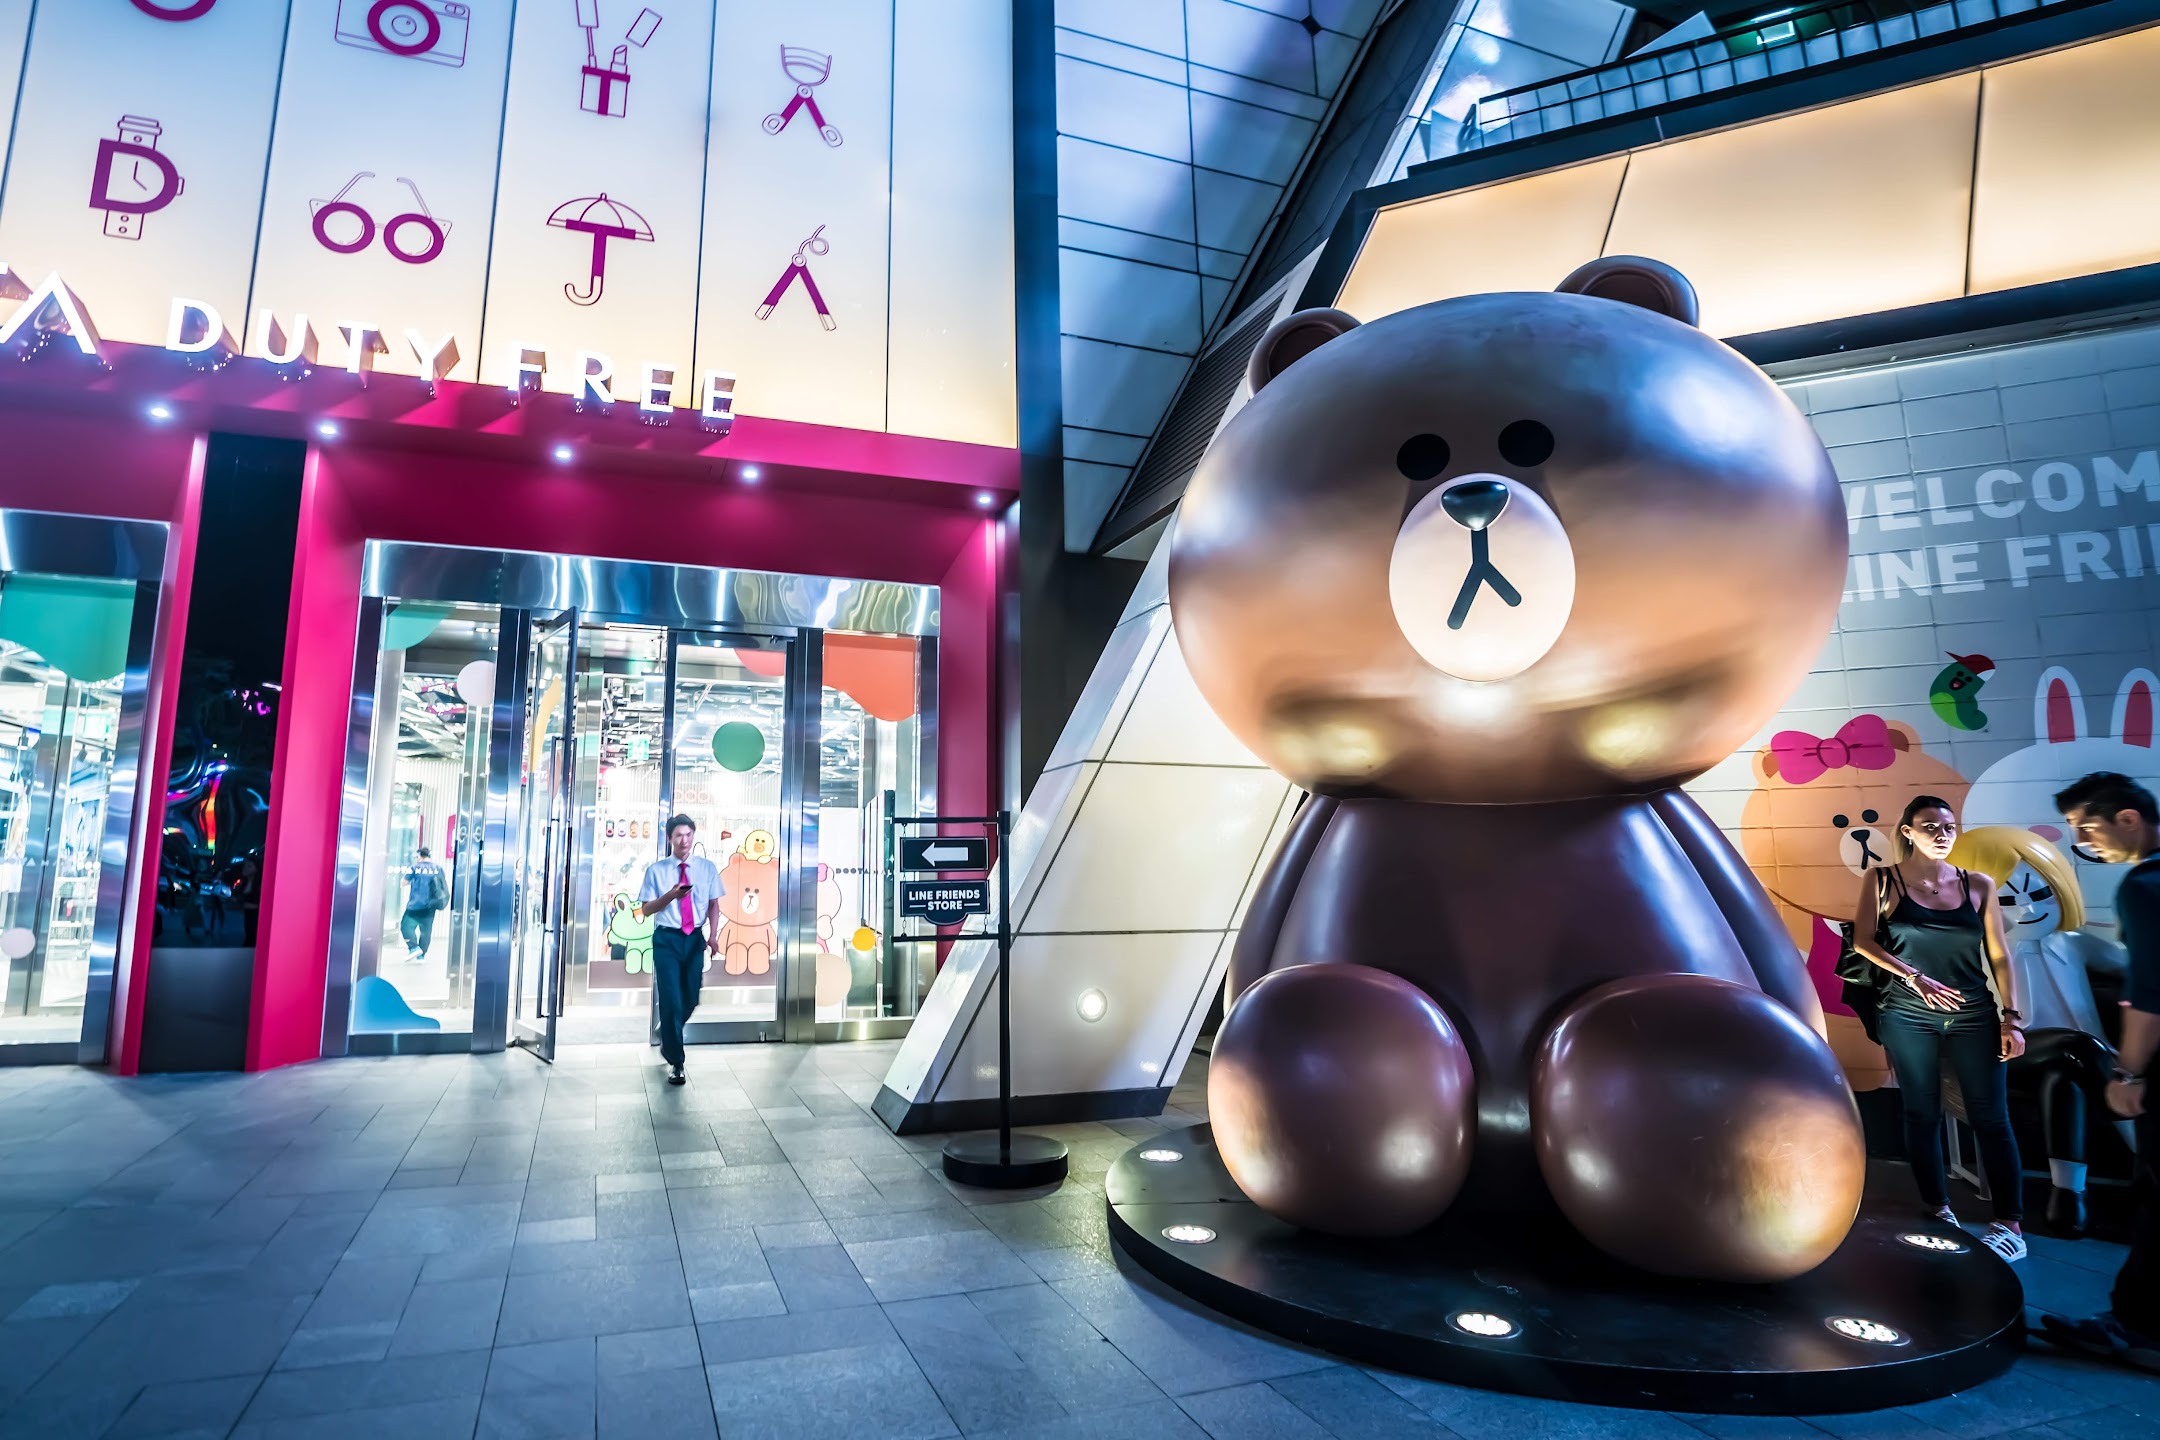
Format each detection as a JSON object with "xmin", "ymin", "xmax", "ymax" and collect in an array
[{"xmin": 547, "ymin": 193, "xmax": 653, "ymax": 306}]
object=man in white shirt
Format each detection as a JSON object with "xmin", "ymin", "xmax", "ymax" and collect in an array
[{"xmin": 637, "ymin": 814, "xmax": 725, "ymax": 1085}]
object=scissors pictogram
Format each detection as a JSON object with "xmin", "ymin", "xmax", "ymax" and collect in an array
[{"xmin": 755, "ymin": 225, "xmax": 835, "ymax": 330}]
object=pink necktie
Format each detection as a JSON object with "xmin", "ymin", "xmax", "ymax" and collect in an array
[{"xmin": 677, "ymin": 861, "xmax": 696, "ymax": 933}]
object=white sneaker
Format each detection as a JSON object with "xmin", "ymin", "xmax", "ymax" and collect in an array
[{"xmin": 1979, "ymin": 1224, "xmax": 2027, "ymax": 1263}]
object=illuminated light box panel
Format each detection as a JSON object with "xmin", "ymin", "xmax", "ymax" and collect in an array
[{"xmin": 1335, "ymin": 21, "xmax": 2160, "ymax": 338}]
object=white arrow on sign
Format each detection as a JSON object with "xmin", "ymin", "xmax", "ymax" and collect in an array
[{"xmin": 923, "ymin": 845, "xmax": 972, "ymax": 864}]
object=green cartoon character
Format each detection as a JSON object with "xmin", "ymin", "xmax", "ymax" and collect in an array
[
  {"xmin": 1929, "ymin": 651, "xmax": 1994, "ymax": 732},
  {"xmin": 606, "ymin": 892, "xmax": 656, "ymax": 973}
]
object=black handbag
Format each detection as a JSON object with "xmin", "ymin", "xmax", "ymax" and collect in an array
[{"xmin": 1833, "ymin": 868, "xmax": 1899, "ymax": 1044}]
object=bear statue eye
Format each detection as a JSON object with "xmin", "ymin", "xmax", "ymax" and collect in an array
[
  {"xmin": 1861, "ymin": 809, "xmax": 1879, "ymax": 824},
  {"xmin": 1497, "ymin": 420, "xmax": 1555, "ymax": 467},
  {"xmin": 1831, "ymin": 814, "xmax": 1849, "ymax": 829},
  {"xmin": 1396, "ymin": 434, "xmax": 1451, "ymax": 481},
  {"xmin": 2034, "ymin": 884, "xmax": 2054, "ymax": 901}
]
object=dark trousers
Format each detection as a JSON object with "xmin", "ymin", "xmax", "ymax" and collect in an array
[
  {"xmin": 653, "ymin": 925, "xmax": 704, "ymax": 1069},
  {"xmin": 2117, "ymin": 1105, "xmax": 2160, "ymax": 1333},
  {"xmin": 1879, "ymin": 1006, "xmax": 2024, "ymax": 1222},
  {"xmin": 399, "ymin": 906, "xmax": 435, "ymax": 957}
]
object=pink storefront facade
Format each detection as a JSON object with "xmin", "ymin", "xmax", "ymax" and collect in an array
[{"xmin": 0, "ymin": 348, "xmax": 1015, "ymax": 1074}]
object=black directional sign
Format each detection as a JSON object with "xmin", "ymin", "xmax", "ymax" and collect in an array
[
  {"xmin": 899, "ymin": 836, "xmax": 989, "ymax": 872},
  {"xmin": 901, "ymin": 880, "xmax": 992, "ymax": 926}
]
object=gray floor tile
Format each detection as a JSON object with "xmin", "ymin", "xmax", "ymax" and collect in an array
[
  {"xmin": 242, "ymin": 1349, "xmax": 491, "ymax": 1421},
  {"xmin": 705, "ymin": 1340, "xmax": 956, "ymax": 1440},
  {"xmin": 845, "ymin": 1229, "xmax": 1038, "ymax": 1302},
  {"xmin": 1268, "ymin": 1367, "xmax": 1463, "ymax": 1437},
  {"xmin": 232, "ymin": 1393, "xmax": 484, "ymax": 1440},
  {"xmin": 1178, "ymin": 1381, "xmax": 1336, "ymax": 1440},
  {"xmin": 5, "ymin": 1279, "xmax": 138, "ymax": 1321},
  {"xmin": 688, "ymin": 1280, "xmax": 789, "ymax": 1323},
  {"xmin": 391, "ymin": 1276, "xmax": 504, "ymax": 1356},
  {"xmin": 766, "ymin": 1243, "xmax": 878, "ymax": 1312},
  {"xmin": 887, "ymin": 1292, "xmax": 1073, "ymax": 1433},
  {"xmin": 964, "ymin": 1399, "xmax": 1213, "ymax": 1440},
  {"xmin": 697, "ymin": 1304, "xmax": 898, "ymax": 1364},
  {"xmin": 106, "ymin": 1374, "xmax": 262, "ymax": 1439},
  {"xmin": 497, "ymin": 1261, "xmax": 693, "ymax": 1345},
  {"xmin": 600, "ymin": 1363, "xmax": 718, "ymax": 1440}
]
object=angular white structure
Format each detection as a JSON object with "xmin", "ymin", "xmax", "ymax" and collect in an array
[{"xmin": 873, "ymin": 538, "xmax": 1298, "ymax": 1131}]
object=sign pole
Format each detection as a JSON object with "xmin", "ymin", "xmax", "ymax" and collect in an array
[
  {"xmin": 899, "ymin": 812, "xmax": 1065, "ymax": 1190},
  {"xmin": 998, "ymin": 808, "xmax": 1012, "ymax": 1166}
]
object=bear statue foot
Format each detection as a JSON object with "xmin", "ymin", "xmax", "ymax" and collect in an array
[
  {"xmin": 1533, "ymin": 973, "xmax": 1867, "ymax": 1283},
  {"xmin": 1208, "ymin": 964, "xmax": 1475, "ymax": 1238}
]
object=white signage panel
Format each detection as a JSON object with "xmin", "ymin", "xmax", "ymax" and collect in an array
[
  {"xmin": 0, "ymin": 0, "xmax": 290, "ymax": 349},
  {"xmin": 247, "ymin": 0, "xmax": 514, "ymax": 380},
  {"xmin": 478, "ymin": 1, "xmax": 714, "ymax": 403},
  {"xmin": 694, "ymin": 0, "xmax": 893, "ymax": 432}
]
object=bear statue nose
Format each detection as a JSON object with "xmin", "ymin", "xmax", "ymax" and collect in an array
[{"xmin": 1440, "ymin": 479, "xmax": 1509, "ymax": 531}]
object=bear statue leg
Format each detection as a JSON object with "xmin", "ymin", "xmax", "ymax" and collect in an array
[
  {"xmin": 1225, "ymin": 795, "xmax": 1335, "ymax": 1005},
  {"xmin": 1533, "ymin": 972, "xmax": 1866, "ymax": 1282},
  {"xmin": 1208, "ymin": 962, "xmax": 1475, "ymax": 1238}
]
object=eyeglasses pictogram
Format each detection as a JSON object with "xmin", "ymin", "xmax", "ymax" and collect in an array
[
  {"xmin": 762, "ymin": 47, "xmax": 842, "ymax": 147},
  {"xmin": 755, "ymin": 225, "xmax": 835, "ymax": 330},
  {"xmin": 310, "ymin": 173, "xmax": 452, "ymax": 264}
]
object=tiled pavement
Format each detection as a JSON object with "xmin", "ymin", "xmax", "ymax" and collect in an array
[{"xmin": 0, "ymin": 1043, "xmax": 2156, "ymax": 1440}]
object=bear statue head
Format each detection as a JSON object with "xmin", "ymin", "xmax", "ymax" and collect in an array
[{"xmin": 1169, "ymin": 257, "xmax": 1847, "ymax": 804}]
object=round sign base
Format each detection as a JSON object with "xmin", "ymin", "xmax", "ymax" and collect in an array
[{"xmin": 942, "ymin": 1132, "xmax": 1070, "ymax": 1189}]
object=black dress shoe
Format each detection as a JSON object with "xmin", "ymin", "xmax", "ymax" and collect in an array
[{"xmin": 668, "ymin": 1066, "xmax": 686, "ymax": 1086}]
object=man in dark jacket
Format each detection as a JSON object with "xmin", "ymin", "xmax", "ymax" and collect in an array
[
  {"xmin": 2045, "ymin": 772, "xmax": 2160, "ymax": 1373},
  {"xmin": 399, "ymin": 847, "xmax": 448, "ymax": 960}
]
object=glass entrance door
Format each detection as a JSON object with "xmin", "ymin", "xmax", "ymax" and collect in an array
[{"xmin": 509, "ymin": 610, "xmax": 577, "ymax": 1061}]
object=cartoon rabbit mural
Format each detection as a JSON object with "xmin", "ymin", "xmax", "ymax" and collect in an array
[{"xmin": 1964, "ymin": 666, "xmax": 2160, "ymax": 935}]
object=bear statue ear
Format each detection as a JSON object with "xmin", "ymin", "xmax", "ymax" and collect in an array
[
  {"xmin": 1556, "ymin": 256, "xmax": 1700, "ymax": 328},
  {"xmin": 1883, "ymin": 720, "xmax": 1918, "ymax": 754},
  {"xmin": 1755, "ymin": 745, "xmax": 1781, "ymax": 782},
  {"xmin": 1247, "ymin": 307, "xmax": 1360, "ymax": 394}
]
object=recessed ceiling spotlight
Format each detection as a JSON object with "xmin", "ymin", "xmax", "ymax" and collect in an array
[
  {"xmin": 975, "ymin": 491, "xmax": 996, "ymax": 507},
  {"xmin": 146, "ymin": 403, "xmax": 173, "ymax": 422},
  {"xmin": 1076, "ymin": 988, "xmax": 1108, "ymax": 1022},
  {"xmin": 741, "ymin": 465, "xmax": 762, "ymax": 483},
  {"xmin": 316, "ymin": 420, "xmax": 340, "ymax": 440},
  {"xmin": 552, "ymin": 444, "xmax": 574, "ymax": 463}
]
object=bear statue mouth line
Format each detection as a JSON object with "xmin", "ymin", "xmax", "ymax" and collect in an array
[{"xmin": 1446, "ymin": 528, "xmax": 1523, "ymax": 631}]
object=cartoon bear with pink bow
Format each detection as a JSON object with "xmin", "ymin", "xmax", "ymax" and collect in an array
[{"xmin": 1740, "ymin": 713, "xmax": 1971, "ymax": 1087}]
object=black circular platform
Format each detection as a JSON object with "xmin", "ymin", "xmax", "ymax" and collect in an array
[
  {"xmin": 943, "ymin": 1131, "xmax": 1069, "ymax": 1189},
  {"xmin": 1106, "ymin": 1124, "xmax": 2024, "ymax": 1413}
]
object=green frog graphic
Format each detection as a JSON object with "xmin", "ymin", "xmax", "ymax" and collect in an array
[{"xmin": 605, "ymin": 892, "xmax": 656, "ymax": 973}]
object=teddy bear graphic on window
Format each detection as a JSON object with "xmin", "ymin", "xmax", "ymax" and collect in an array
[
  {"xmin": 1173, "ymin": 257, "xmax": 1865, "ymax": 1282},
  {"xmin": 718, "ymin": 830, "xmax": 779, "ymax": 977},
  {"xmin": 604, "ymin": 892, "xmax": 656, "ymax": 974}
]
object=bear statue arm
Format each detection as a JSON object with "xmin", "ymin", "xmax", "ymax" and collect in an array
[
  {"xmin": 1226, "ymin": 794, "xmax": 1338, "ymax": 1007},
  {"xmin": 1650, "ymin": 790, "xmax": 1828, "ymax": 1036}
]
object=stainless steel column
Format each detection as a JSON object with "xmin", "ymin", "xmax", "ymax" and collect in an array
[
  {"xmin": 779, "ymin": 630, "xmax": 822, "ymax": 1042},
  {"xmin": 318, "ymin": 599, "xmax": 384, "ymax": 1058}
]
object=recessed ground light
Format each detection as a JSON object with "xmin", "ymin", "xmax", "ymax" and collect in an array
[
  {"xmin": 1447, "ymin": 1311, "xmax": 1520, "ymax": 1339},
  {"xmin": 1076, "ymin": 988, "xmax": 1107, "ymax": 1022},
  {"xmin": 1826, "ymin": 1316, "xmax": 1906, "ymax": 1345},
  {"xmin": 1138, "ymin": 1149, "xmax": 1181, "ymax": 1164},
  {"xmin": 1898, "ymin": 1232, "xmax": 1967, "ymax": 1254},
  {"xmin": 1161, "ymin": 1224, "xmax": 1216, "ymax": 1245}
]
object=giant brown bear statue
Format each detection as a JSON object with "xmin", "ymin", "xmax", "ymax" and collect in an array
[{"xmin": 1170, "ymin": 257, "xmax": 1866, "ymax": 1283}]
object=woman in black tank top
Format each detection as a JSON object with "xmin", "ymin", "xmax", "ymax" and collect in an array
[{"xmin": 1849, "ymin": 795, "xmax": 2029, "ymax": 1261}]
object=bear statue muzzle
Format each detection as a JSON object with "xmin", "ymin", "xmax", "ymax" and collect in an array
[{"xmin": 1389, "ymin": 474, "xmax": 1575, "ymax": 683}]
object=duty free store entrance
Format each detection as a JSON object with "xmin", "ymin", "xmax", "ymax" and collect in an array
[{"xmin": 322, "ymin": 544, "xmax": 939, "ymax": 1059}]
